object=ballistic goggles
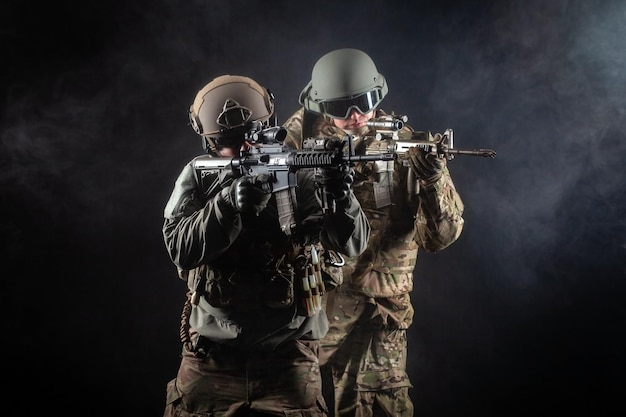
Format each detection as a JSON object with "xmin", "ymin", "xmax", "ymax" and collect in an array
[{"xmin": 320, "ymin": 89, "xmax": 384, "ymax": 120}]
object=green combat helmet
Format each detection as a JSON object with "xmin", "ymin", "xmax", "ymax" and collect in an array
[{"xmin": 299, "ymin": 48, "xmax": 388, "ymax": 120}]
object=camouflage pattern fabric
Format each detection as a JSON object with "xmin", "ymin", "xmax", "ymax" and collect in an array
[
  {"xmin": 164, "ymin": 338, "xmax": 328, "ymax": 417},
  {"xmin": 320, "ymin": 289, "xmax": 414, "ymax": 417},
  {"xmin": 282, "ymin": 108, "xmax": 465, "ymax": 417}
]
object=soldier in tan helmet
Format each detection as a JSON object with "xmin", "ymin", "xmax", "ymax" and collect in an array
[
  {"xmin": 283, "ymin": 49, "xmax": 465, "ymax": 417},
  {"xmin": 161, "ymin": 74, "xmax": 370, "ymax": 417}
]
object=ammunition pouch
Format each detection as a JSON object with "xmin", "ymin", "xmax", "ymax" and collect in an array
[
  {"xmin": 185, "ymin": 243, "xmax": 344, "ymax": 314},
  {"xmin": 187, "ymin": 258, "xmax": 295, "ymax": 311}
]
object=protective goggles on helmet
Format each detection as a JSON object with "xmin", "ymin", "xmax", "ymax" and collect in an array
[{"xmin": 320, "ymin": 89, "xmax": 384, "ymax": 120}]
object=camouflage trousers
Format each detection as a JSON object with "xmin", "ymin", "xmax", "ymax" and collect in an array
[
  {"xmin": 320, "ymin": 289, "xmax": 414, "ymax": 417},
  {"xmin": 164, "ymin": 338, "xmax": 328, "ymax": 417}
]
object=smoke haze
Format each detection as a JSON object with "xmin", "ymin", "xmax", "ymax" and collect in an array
[{"xmin": 2, "ymin": 0, "xmax": 624, "ymax": 415}]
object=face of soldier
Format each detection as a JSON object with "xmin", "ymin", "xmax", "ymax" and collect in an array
[
  {"xmin": 217, "ymin": 139, "xmax": 251, "ymax": 157},
  {"xmin": 331, "ymin": 108, "xmax": 375, "ymax": 133}
]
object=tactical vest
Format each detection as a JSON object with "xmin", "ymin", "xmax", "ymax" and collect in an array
[
  {"xmin": 181, "ymin": 164, "xmax": 344, "ymax": 316},
  {"xmin": 304, "ymin": 110, "xmax": 419, "ymax": 298}
]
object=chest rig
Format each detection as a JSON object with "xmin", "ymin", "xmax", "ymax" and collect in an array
[
  {"xmin": 186, "ymin": 165, "xmax": 343, "ymax": 317},
  {"xmin": 354, "ymin": 137, "xmax": 397, "ymax": 209}
]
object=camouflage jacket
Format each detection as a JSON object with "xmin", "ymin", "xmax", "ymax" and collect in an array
[{"xmin": 283, "ymin": 108, "xmax": 464, "ymax": 298}]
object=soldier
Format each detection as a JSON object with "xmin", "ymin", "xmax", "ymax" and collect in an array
[
  {"xmin": 282, "ymin": 49, "xmax": 465, "ymax": 417},
  {"xmin": 162, "ymin": 74, "xmax": 370, "ymax": 417}
]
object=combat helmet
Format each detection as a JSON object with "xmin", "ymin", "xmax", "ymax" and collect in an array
[
  {"xmin": 189, "ymin": 75, "xmax": 276, "ymax": 153},
  {"xmin": 299, "ymin": 48, "xmax": 388, "ymax": 119}
]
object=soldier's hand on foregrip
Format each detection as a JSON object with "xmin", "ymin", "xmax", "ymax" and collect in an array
[
  {"xmin": 221, "ymin": 174, "xmax": 272, "ymax": 214},
  {"xmin": 407, "ymin": 135, "xmax": 444, "ymax": 185},
  {"xmin": 317, "ymin": 165, "xmax": 354, "ymax": 202}
]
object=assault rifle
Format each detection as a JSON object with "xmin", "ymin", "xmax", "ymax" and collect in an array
[
  {"xmin": 193, "ymin": 126, "xmax": 396, "ymax": 235},
  {"xmin": 366, "ymin": 114, "xmax": 497, "ymax": 160},
  {"xmin": 365, "ymin": 114, "xmax": 496, "ymax": 196}
]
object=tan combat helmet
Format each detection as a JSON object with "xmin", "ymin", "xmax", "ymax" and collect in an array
[{"xmin": 188, "ymin": 75, "xmax": 275, "ymax": 153}]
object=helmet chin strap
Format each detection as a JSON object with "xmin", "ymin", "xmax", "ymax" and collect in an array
[{"xmin": 203, "ymin": 137, "xmax": 219, "ymax": 155}]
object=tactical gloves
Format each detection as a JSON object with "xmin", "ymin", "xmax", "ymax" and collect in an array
[
  {"xmin": 407, "ymin": 133, "xmax": 444, "ymax": 185},
  {"xmin": 317, "ymin": 165, "xmax": 355, "ymax": 203},
  {"xmin": 221, "ymin": 174, "xmax": 272, "ymax": 214}
]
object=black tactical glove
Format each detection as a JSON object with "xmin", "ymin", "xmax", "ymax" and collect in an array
[
  {"xmin": 221, "ymin": 174, "xmax": 272, "ymax": 214},
  {"xmin": 316, "ymin": 164, "xmax": 354, "ymax": 203},
  {"xmin": 407, "ymin": 134, "xmax": 444, "ymax": 185}
]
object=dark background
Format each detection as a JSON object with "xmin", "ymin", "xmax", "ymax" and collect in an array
[{"xmin": 2, "ymin": 0, "xmax": 625, "ymax": 415}]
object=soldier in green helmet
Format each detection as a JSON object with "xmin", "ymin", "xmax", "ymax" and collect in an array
[{"xmin": 283, "ymin": 49, "xmax": 465, "ymax": 417}]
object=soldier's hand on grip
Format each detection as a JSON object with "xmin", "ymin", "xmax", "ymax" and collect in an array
[
  {"xmin": 222, "ymin": 174, "xmax": 272, "ymax": 214},
  {"xmin": 407, "ymin": 134, "xmax": 444, "ymax": 185},
  {"xmin": 317, "ymin": 165, "xmax": 354, "ymax": 202}
]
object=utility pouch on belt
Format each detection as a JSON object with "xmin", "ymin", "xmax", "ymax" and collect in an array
[{"xmin": 320, "ymin": 249, "xmax": 344, "ymax": 289}]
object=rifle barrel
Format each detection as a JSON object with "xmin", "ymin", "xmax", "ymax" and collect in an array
[{"xmin": 448, "ymin": 149, "xmax": 497, "ymax": 158}]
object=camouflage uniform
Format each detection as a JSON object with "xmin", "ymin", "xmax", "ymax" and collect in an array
[
  {"xmin": 283, "ymin": 108, "xmax": 465, "ymax": 417},
  {"xmin": 162, "ymin": 158, "xmax": 370, "ymax": 417}
]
